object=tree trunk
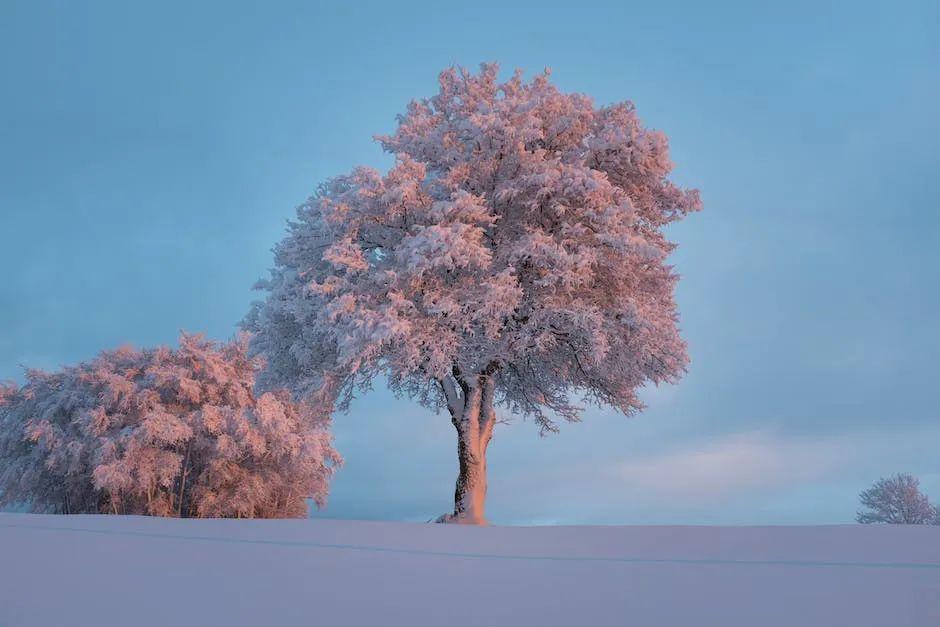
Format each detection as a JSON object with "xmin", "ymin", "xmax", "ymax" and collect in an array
[
  {"xmin": 439, "ymin": 374, "xmax": 496, "ymax": 525},
  {"xmin": 177, "ymin": 443, "xmax": 191, "ymax": 518}
]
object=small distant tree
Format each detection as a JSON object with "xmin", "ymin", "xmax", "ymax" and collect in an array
[
  {"xmin": 856, "ymin": 474, "xmax": 935, "ymax": 524},
  {"xmin": 0, "ymin": 334, "xmax": 341, "ymax": 518},
  {"xmin": 245, "ymin": 64, "xmax": 701, "ymax": 523}
]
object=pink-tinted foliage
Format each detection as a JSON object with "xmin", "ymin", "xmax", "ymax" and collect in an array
[
  {"xmin": 856, "ymin": 474, "xmax": 936, "ymax": 525},
  {"xmin": 0, "ymin": 334, "xmax": 341, "ymax": 518},
  {"xmin": 245, "ymin": 64, "xmax": 700, "ymax": 522}
]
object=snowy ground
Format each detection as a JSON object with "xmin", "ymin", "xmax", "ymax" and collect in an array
[{"xmin": 1, "ymin": 513, "xmax": 939, "ymax": 626}]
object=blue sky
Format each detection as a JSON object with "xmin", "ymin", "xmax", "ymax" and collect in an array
[{"xmin": 2, "ymin": 0, "xmax": 938, "ymax": 524}]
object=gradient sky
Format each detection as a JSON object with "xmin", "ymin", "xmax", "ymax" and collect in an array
[{"xmin": 2, "ymin": 0, "xmax": 938, "ymax": 525}]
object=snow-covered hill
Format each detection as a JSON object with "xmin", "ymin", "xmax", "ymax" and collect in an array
[{"xmin": 2, "ymin": 513, "xmax": 938, "ymax": 626}]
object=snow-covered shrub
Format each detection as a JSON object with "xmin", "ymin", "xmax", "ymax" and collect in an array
[
  {"xmin": 856, "ymin": 474, "xmax": 935, "ymax": 524},
  {"xmin": 0, "ymin": 334, "xmax": 340, "ymax": 517}
]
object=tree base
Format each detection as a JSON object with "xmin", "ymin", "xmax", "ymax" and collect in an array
[{"xmin": 433, "ymin": 512, "xmax": 488, "ymax": 525}]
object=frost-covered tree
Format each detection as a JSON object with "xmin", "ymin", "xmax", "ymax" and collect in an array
[
  {"xmin": 245, "ymin": 64, "xmax": 701, "ymax": 523},
  {"xmin": 856, "ymin": 474, "xmax": 935, "ymax": 524},
  {"xmin": 0, "ymin": 334, "xmax": 340, "ymax": 518}
]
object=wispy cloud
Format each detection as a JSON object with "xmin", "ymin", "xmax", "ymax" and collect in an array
[
  {"xmin": 607, "ymin": 431, "xmax": 843, "ymax": 503},
  {"xmin": 490, "ymin": 424, "xmax": 940, "ymax": 524}
]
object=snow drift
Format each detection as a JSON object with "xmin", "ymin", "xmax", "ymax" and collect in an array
[{"xmin": 1, "ymin": 513, "xmax": 938, "ymax": 626}]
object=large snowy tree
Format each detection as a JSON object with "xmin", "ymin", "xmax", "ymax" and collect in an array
[
  {"xmin": 245, "ymin": 64, "xmax": 701, "ymax": 523},
  {"xmin": 0, "ymin": 334, "xmax": 340, "ymax": 517}
]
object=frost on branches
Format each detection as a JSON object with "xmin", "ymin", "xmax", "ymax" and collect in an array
[
  {"xmin": 246, "ymin": 64, "xmax": 701, "ymax": 524},
  {"xmin": 0, "ymin": 335, "xmax": 340, "ymax": 518},
  {"xmin": 856, "ymin": 474, "xmax": 938, "ymax": 525}
]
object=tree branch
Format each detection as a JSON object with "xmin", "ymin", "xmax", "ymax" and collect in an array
[{"xmin": 437, "ymin": 376, "xmax": 463, "ymax": 420}]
